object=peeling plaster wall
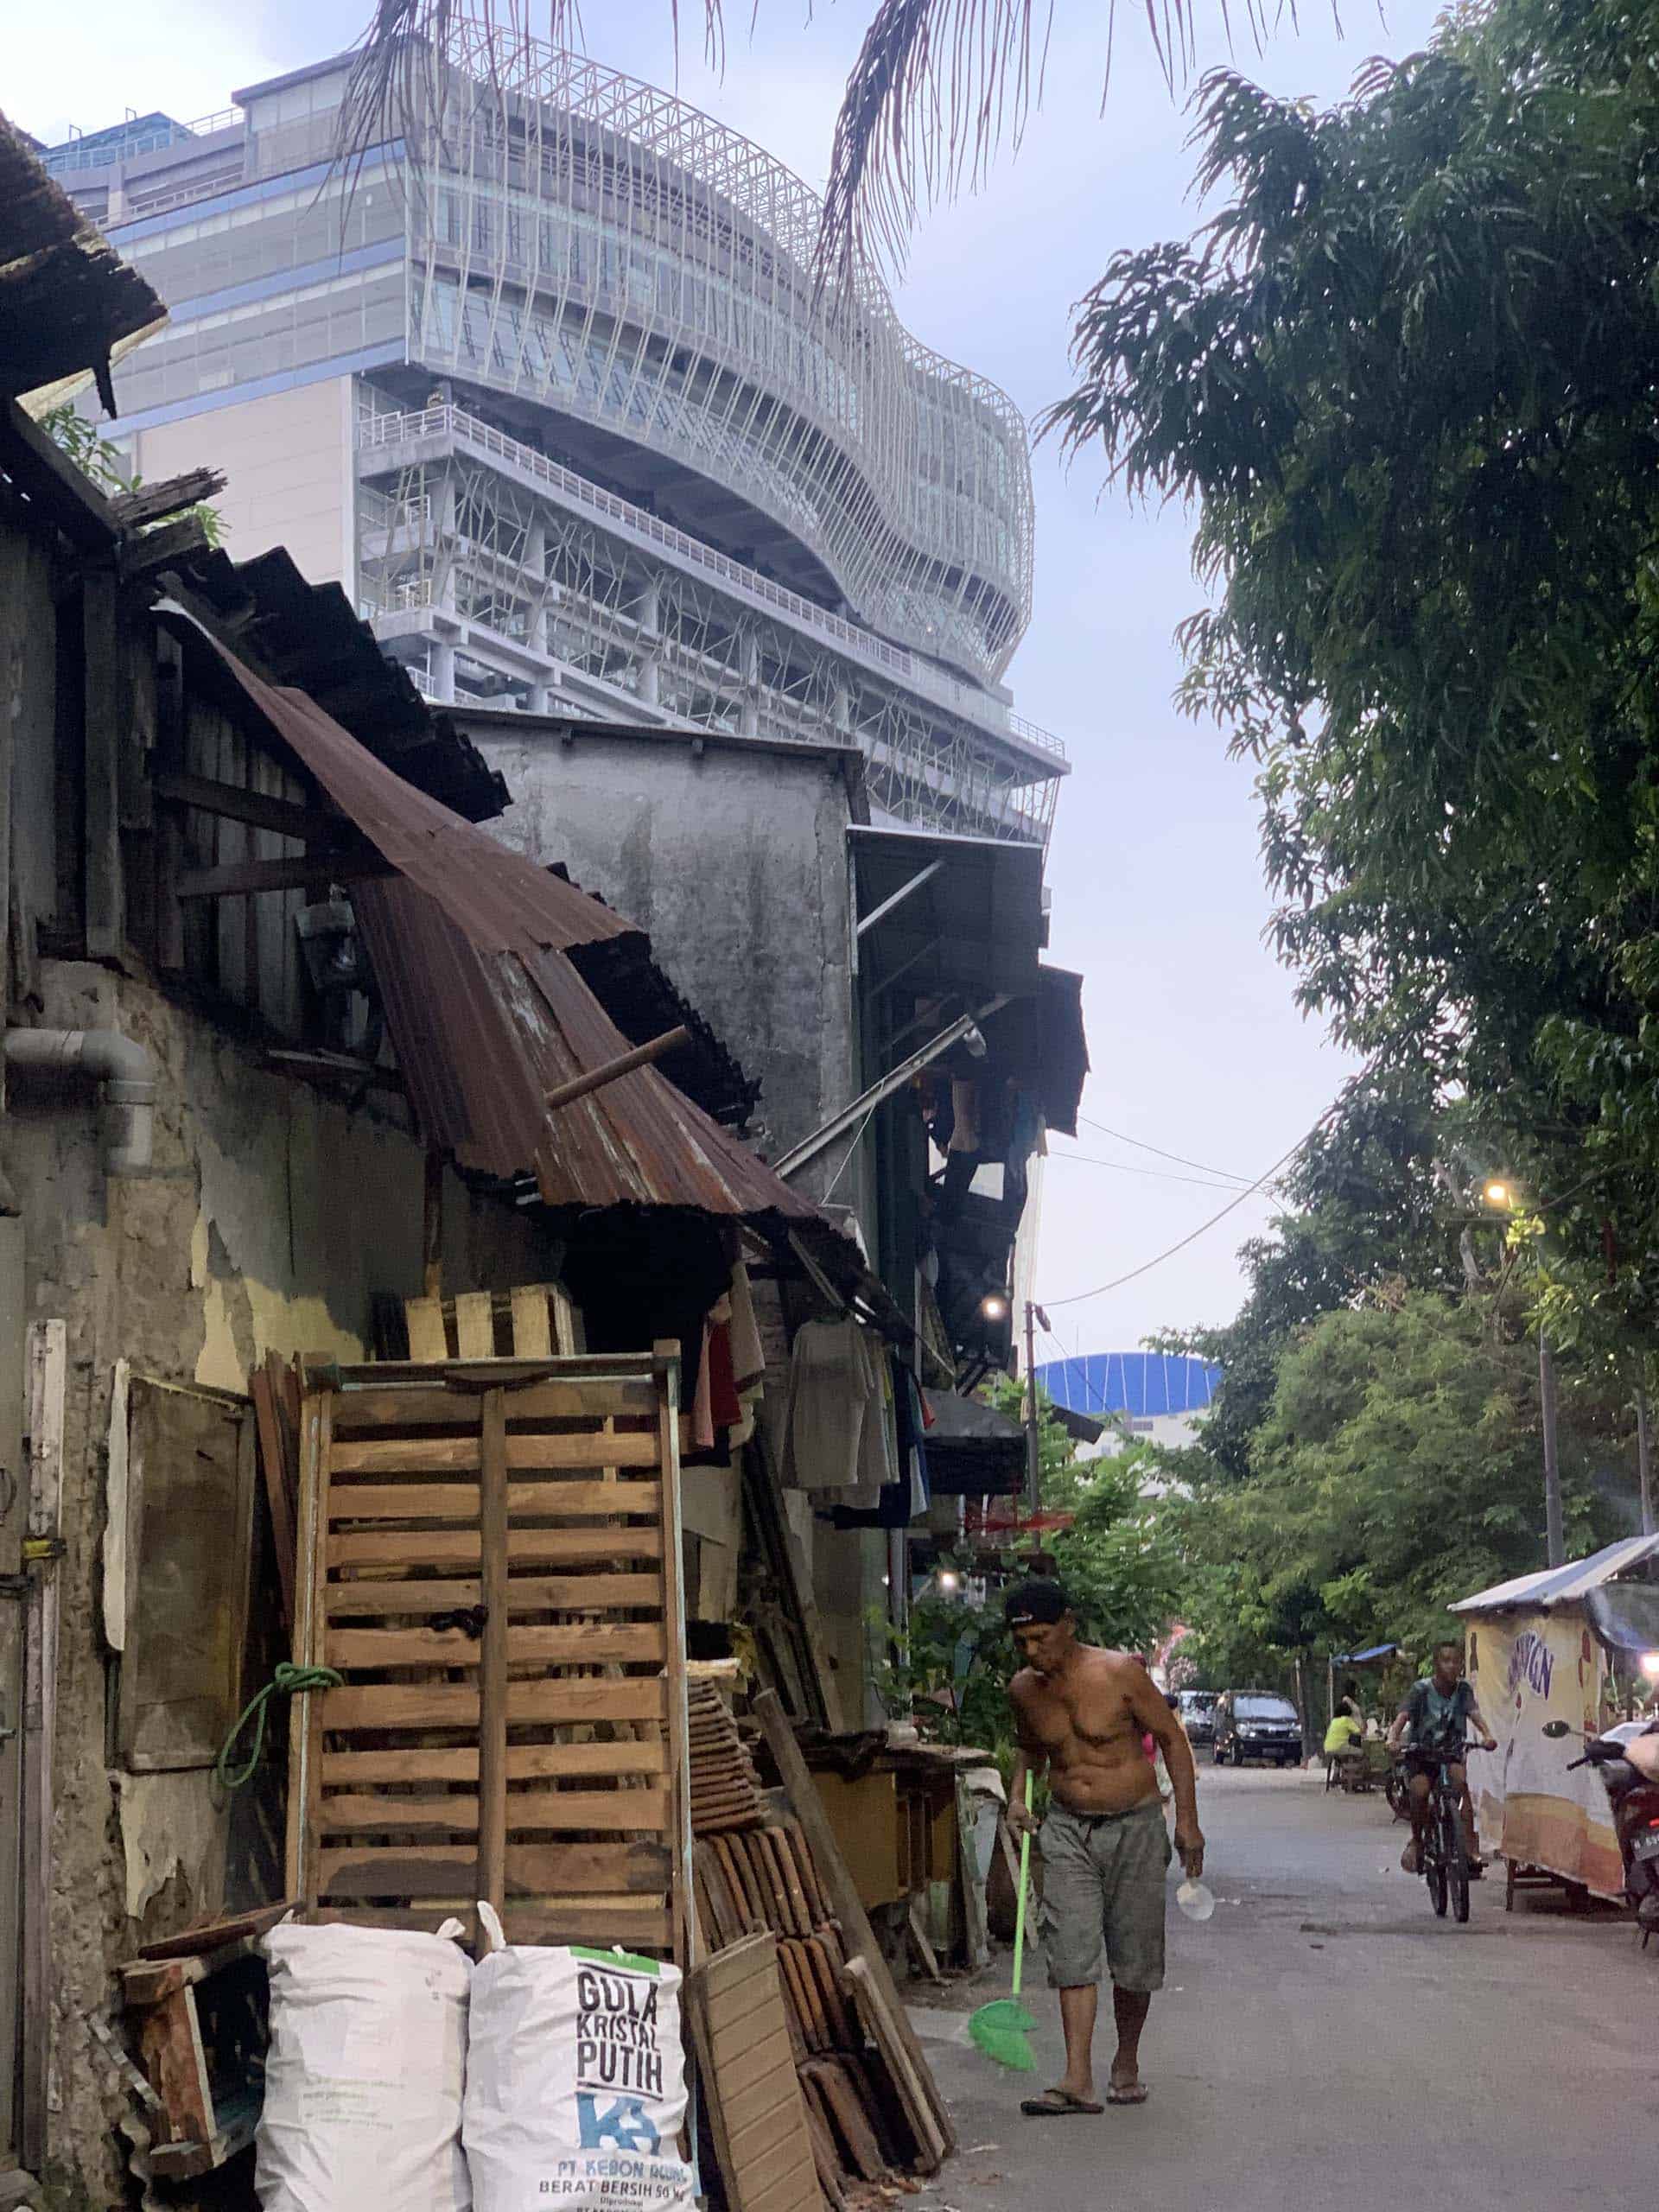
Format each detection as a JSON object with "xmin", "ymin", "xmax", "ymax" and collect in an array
[{"xmin": 1, "ymin": 960, "xmax": 556, "ymax": 2204}]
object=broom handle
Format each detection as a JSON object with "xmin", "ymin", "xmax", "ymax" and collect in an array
[{"xmin": 1011, "ymin": 1771, "xmax": 1033, "ymax": 1999}]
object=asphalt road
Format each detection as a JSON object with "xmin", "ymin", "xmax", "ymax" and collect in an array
[{"xmin": 910, "ymin": 1766, "xmax": 1655, "ymax": 2212}]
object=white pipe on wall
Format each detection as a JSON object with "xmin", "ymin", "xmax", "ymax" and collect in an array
[{"xmin": 3, "ymin": 1028, "xmax": 157, "ymax": 1176}]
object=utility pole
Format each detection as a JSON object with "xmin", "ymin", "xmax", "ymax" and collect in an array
[
  {"xmin": 1637, "ymin": 1388, "xmax": 1656, "ymax": 1539},
  {"xmin": 1539, "ymin": 1334, "xmax": 1565, "ymax": 1568}
]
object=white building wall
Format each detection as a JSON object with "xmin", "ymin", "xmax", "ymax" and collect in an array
[{"xmin": 130, "ymin": 376, "xmax": 355, "ymax": 586}]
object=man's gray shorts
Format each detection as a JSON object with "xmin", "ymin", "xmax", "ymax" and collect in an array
[{"xmin": 1038, "ymin": 1800, "xmax": 1171, "ymax": 1993}]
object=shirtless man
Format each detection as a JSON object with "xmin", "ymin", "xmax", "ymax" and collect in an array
[{"xmin": 1003, "ymin": 1580, "xmax": 1204, "ymax": 2115}]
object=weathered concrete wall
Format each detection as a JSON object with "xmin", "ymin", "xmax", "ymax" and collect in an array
[
  {"xmin": 2, "ymin": 960, "xmax": 556, "ymax": 2206},
  {"xmin": 467, "ymin": 724, "xmax": 861, "ymax": 1167}
]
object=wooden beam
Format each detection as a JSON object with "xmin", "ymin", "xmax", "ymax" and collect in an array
[
  {"xmin": 477, "ymin": 1389, "xmax": 509, "ymax": 1932},
  {"xmin": 155, "ymin": 771, "xmax": 341, "ymax": 843},
  {"xmin": 21, "ymin": 1320, "xmax": 67, "ymax": 2175},
  {"xmin": 543, "ymin": 1026, "xmax": 690, "ymax": 1111},
  {"xmin": 110, "ymin": 467, "xmax": 225, "ymax": 532},
  {"xmin": 175, "ymin": 850, "xmax": 397, "ymax": 901}
]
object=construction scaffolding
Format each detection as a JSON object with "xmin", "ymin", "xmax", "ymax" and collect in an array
[{"xmin": 357, "ymin": 400, "xmax": 1063, "ymax": 845}]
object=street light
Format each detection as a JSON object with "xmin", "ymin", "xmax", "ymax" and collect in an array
[
  {"xmin": 1640, "ymin": 1652, "xmax": 1659, "ymax": 1682},
  {"xmin": 1483, "ymin": 1179, "xmax": 1514, "ymax": 1211},
  {"xmin": 937, "ymin": 1569, "xmax": 961, "ymax": 1595},
  {"xmin": 980, "ymin": 1293, "xmax": 1010, "ymax": 1323}
]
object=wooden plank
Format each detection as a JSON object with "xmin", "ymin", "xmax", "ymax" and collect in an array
[
  {"xmin": 326, "ymin": 1621, "xmax": 667, "ymax": 1669},
  {"xmin": 753, "ymin": 1692, "xmax": 952, "ymax": 2164},
  {"xmin": 318, "ymin": 1788, "xmax": 672, "ymax": 1836},
  {"xmin": 133, "ymin": 1987, "xmax": 213, "ymax": 2148},
  {"xmin": 328, "ymin": 1525, "xmax": 664, "ymax": 1569},
  {"xmin": 175, "ymin": 849, "xmax": 397, "ymax": 900},
  {"xmin": 404, "ymin": 1297, "xmax": 448, "ymax": 1362},
  {"xmin": 326, "ymin": 1570, "xmax": 662, "ymax": 1616},
  {"xmin": 328, "ymin": 1379, "xmax": 659, "ymax": 1430},
  {"xmin": 455, "ymin": 1292, "xmax": 496, "ymax": 1361},
  {"xmin": 321, "ymin": 1740, "xmax": 668, "ymax": 1787},
  {"xmin": 320, "ymin": 1675, "xmax": 668, "ymax": 1731},
  {"xmin": 327, "ymin": 1432, "xmax": 658, "ymax": 1476},
  {"xmin": 328, "ymin": 1435, "xmax": 481, "ymax": 1475},
  {"xmin": 842, "ymin": 1959, "xmax": 945, "ymax": 2173},
  {"xmin": 318, "ymin": 1841, "xmax": 672, "ymax": 1897},
  {"xmin": 654, "ymin": 1339, "xmax": 691, "ymax": 1966},
  {"xmin": 251, "ymin": 1366, "xmax": 296, "ymax": 1629},
  {"xmin": 302, "ymin": 1395, "xmax": 334, "ymax": 1916},
  {"xmin": 154, "ymin": 771, "xmax": 339, "ymax": 842},
  {"xmin": 285, "ymin": 1393, "xmax": 324, "ymax": 1914},
  {"xmin": 327, "ymin": 1478, "xmax": 663, "ymax": 1522},
  {"xmin": 502, "ymin": 1904, "xmax": 671, "ymax": 1948},
  {"xmin": 510, "ymin": 1287, "xmax": 552, "ymax": 1357},
  {"xmin": 478, "ymin": 1387, "xmax": 510, "ymax": 1926}
]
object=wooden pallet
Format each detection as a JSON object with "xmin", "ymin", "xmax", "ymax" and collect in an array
[
  {"xmin": 402, "ymin": 1283, "xmax": 583, "ymax": 1363},
  {"xmin": 286, "ymin": 1348, "xmax": 690, "ymax": 1960}
]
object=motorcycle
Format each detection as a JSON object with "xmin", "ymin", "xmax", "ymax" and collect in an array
[{"xmin": 1545, "ymin": 1715, "xmax": 1659, "ymax": 1941}]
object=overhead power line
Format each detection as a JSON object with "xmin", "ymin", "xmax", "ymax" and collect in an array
[
  {"xmin": 1047, "ymin": 1149, "xmax": 1249, "ymax": 1192},
  {"xmin": 1044, "ymin": 1076, "xmax": 1369, "ymax": 1309},
  {"xmin": 1077, "ymin": 1115, "xmax": 1250, "ymax": 1186}
]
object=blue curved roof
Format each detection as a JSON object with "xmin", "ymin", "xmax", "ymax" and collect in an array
[{"xmin": 1034, "ymin": 1351, "xmax": 1222, "ymax": 1421}]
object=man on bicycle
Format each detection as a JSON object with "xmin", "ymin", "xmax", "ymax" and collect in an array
[{"xmin": 1387, "ymin": 1641, "xmax": 1497, "ymax": 1876}]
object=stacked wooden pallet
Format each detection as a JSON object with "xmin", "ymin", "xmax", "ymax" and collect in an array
[
  {"xmin": 688, "ymin": 1679, "xmax": 767, "ymax": 1834},
  {"xmin": 286, "ymin": 1351, "xmax": 690, "ymax": 1959},
  {"xmin": 692, "ymin": 1814, "xmax": 936, "ymax": 2205}
]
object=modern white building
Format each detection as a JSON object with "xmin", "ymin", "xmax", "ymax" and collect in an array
[{"xmin": 46, "ymin": 22, "xmax": 1066, "ymax": 843}]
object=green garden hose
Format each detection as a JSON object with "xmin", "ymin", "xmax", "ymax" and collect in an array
[{"xmin": 215, "ymin": 1662, "xmax": 343, "ymax": 1790}]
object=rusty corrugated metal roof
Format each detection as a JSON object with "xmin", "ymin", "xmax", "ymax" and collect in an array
[
  {"xmin": 176, "ymin": 620, "xmax": 826, "ymax": 1226},
  {"xmin": 0, "ymin": 110, "xmax": 165, "ymax": 409}
]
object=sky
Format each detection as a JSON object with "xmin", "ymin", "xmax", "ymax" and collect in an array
[{"xmin": 10, "ymin": 0, "xmax": 1443, "ymax": 1358}]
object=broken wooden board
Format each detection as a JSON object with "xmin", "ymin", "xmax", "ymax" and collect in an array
[
  {"xmin": 687, "ymin": 1934, "xmax": 823, "ymax": 2212},
  {"xmin": 287, "ymin": 1350, "xmax": 690, "ymax": 1960}
]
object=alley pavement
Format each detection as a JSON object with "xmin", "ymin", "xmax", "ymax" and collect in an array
[{"xmin": 911, "ymin": 1766, "xmax": 1654, "ymax": 2212}]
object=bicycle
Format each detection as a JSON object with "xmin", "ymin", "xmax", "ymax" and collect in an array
[{"xmin": 1409, "ymin": 1744, "xmax": 1491, "ymax": 1923}]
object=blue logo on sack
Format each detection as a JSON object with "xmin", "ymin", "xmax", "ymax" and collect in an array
[{"xmin": 576, "ymin": 2093, "xmax": 661, "ymax": 2155}]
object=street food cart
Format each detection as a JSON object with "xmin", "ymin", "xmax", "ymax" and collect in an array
[{"xmin": 1452, "ymin": 1534, "xmax": 1659, "ymax": 1907}]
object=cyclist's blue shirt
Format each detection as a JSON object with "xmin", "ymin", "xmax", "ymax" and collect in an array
[{"xmin": 1406, "ymin": 1677, "xmax": 1475, "ymax": 1756}]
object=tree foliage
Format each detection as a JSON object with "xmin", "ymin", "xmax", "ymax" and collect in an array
[
  {"xmin": 1050, "ymin": 0, "xmax": 1659, "ymax": 1349},
  {"xmin": 1166, "ymin": 1291, "xmax": 1627, "ymax": 1680}
]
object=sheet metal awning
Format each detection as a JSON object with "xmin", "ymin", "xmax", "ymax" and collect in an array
[
  {"xmin": 850, "ymin": 823, "xmax": 1044, "ymax": 1001},
  {"xmin": 170, "ymin": 620, "xmax": 836, "ymax": 1231},
  {"xmin": 924, "ymin": 1389, "xmax": 1027, "ymax": 1498},
  {"xmin": 1451, "ymin": 1535, "xmax": 1659, "ymax": 1616}
]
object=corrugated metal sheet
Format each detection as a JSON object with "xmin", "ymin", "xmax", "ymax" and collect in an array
[
  {"xmin": 179, "ymin": 620, "xmax": 826, "ymax": 1226},
  {"xmin": 1451, "ymin": 1535, "xmax": 1659, "ymax": 1616},
  {"xmin": 0, "ymin": 111, "xmax": 164, "ymax": 407}
]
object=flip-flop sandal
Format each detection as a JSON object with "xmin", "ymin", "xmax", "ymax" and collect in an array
[
  {"xmin": 1108, "ymin": 2082, "xmax": 1149, "ymax": 2106},
  {"xmin": 1020, "ymin": 2089, "xmax": 1105, "ymax": 2118}
]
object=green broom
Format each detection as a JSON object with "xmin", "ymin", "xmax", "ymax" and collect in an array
[{"xmin": 968, "ymin": 1775, "xmax": 1037, "ymax": 2070}]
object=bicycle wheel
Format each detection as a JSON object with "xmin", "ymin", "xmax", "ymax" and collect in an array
[
  {"xmin": 1446, "ymin": 1808, "xmax": 1471, "ymax": 1923},
  {"xmin": 1427, "ymin": 1839, "xmax": 1448, "ymax": 1916}
]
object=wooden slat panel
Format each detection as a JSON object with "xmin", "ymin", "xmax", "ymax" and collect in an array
[
  {"xmin": 503, "ymin": 1433, "xmax": 658, "ymax": 1471},
  {"xmin": 321, "ymin": 1741, "xmax": 668, "ymax": 1787},
  {"xmin": 319, "ymin": 1841, "xmax": 671, "ymax": 1895},
  {"xmin": 328, "ymin": 1527, "xmax": 664, "ymax": 1570},
  {"xmin": 321, "ymin": 1676, "xmax": 669, "ymax": 1731},
  {"xmin": 477, "ymin": 1389, "xmax": 510, "ymax": 1923},
  {"xmin": 327, "ymin": 1622, "xmax": 668, "ymax": 1669},
  {"xmin": 318, "ymin": 1787, "xmax": 671, "ymax": 1837},
  {"xmin": 328, "ymin": 1380, "xmax": 660, "ymax": 1431},
  {"xmin": 327, "ymin": 1433, "xmax": 658, "ymax": 1477},
  {"xmin": 326, "ymin": 1571, "xmax": 663, "ymax": 1617},
  {"xmin": 403, "ymin": 1298, "xmax": 448, "ymax": 1362},
  {"xmin": 454, "ymin": 1293, "xmax": 496, "ymax": 1361},
  {"xmin": 327, "ymin": 1478, "xmax": 663, "ymax": 1522},
  {"xmin": 654, "ymin": 1338, "xmax": 691, "ymax": 1967},
  {"xmin": 510, "ymin": 1287, "xmax": 552, "ymax": 1357}
]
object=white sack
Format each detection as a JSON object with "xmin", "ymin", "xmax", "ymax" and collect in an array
[
  {"xmin": 256, "ymin": 1922, "xmax": 473, "ymax": 2212},
  {"xmin": 464, "ymin": 1944, "xmax": 694, "ymax": 2212}
]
